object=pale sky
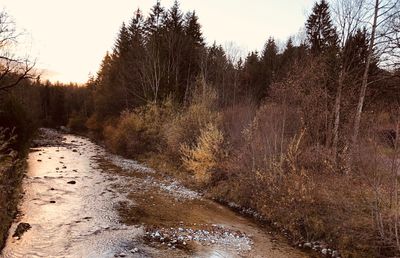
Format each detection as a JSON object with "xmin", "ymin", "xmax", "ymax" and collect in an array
[{"xmin": 1, "ymin": 0, "xmax": 315, "ymax": 84}]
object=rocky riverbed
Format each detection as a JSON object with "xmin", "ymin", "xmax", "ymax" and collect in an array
[{"xmin": 1, "ymin": 129, "xmax": 308, "ymax": 258}]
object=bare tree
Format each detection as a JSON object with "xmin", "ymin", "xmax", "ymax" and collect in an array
[
  {"xmin": 350, "ymin": 0, "xmax": 399, "ymax": 167},
  {"xmin": 224, "ymin": 41, "xmax": 244, "ymax": 104},
  {"xmin": 384, "ymin": 7, "xmax": 400, "ymax": 67},
  {"xmin": 0, "ymin": 10, "xmax": 34, "ymax": 93},
  {"xmin": 331, "ymin": 0, "xmax": 368, "ymax": 166}
]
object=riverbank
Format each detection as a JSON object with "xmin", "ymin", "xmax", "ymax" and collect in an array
[
  {"xmin": 141, "ymin": 153, "xmax": 343, "ymax": 258},
  {"xmin": 1, "ymin": 129, "xmax": 308, "ymax": 257},
  {"xmin": 0, "ymin": 161, "xmax": 25, "ymax": 251}
]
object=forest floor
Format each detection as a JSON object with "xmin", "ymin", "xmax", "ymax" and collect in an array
[{"xmin": 0, "ymin": 129, "xmax": 312, "ymax": 258}]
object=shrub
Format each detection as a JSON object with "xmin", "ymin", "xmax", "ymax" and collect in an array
[
  {"xmin": 67, "ymin": 111, "xmax": 87, "ymax": 132},
  {"xmin": 105, "ymin": 98, "xmax": 175, "ymax": 157},
  {"xmin": 180, "ymin": 123, "xmax": 225, "ymax": 185},
  {"xmin": 0, "ymin": 96, "xmax": 36, "ymax": 152},
  {"xmin": 164, "ymin": 86, "xmax": 220, "ymax": 160}
]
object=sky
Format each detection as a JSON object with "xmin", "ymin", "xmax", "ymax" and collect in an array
[{"xmin": 1, "ymin": 0, "xmax": 315, "ymax": 84}]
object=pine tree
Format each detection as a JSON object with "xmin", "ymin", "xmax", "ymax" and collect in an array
[
  {"xmin": 182, "ymin": 10, "xmax": 205, "ymax": 104},
  {"xmin": 113, "ymin": 23, "xmax": 130, "ymax": 59},
  {"xmin": 306, "ymin": 0, "xmax": 339, "ymax": 55},
  {"xmin": 145, "ymin": 1, "xmax": 165, "ymax": 37},
  {"xmin": 124, "ymin": 9, "xmax": 147, "ymax": 105},
  {"xmin": 165, "ymin": 0, "xmax": 184, "ymax": 33},
  {"xmin": 143, "ymin": 1, "xmax": 166, "ymax": 102},
  {"xmin": 277, "ymin": 37, "xmax": 296, "ymax": 79},
  {"xmin": 164, "ymin": 0, "xmax": 185, "ymax": 99},
  {"xmin": 343, "ymin": 29, "xmax": 371, "ymax": 75},
  {"xmin": 261, "ymin": 37, "xmax": 278, "ymax": 96},
  {"xmin": 184, "ymin": 11, "xmax": 204, "ymax": 47},
  {"xmin": 241, "ymin": 51, "xmax": 264, "ymax": 101}
]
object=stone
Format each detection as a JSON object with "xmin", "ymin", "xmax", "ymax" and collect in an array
[
  {"xmin": 130, "ymin": 248, "xmax": 139, "ymax": 253},
  {"xmin": 67, "ymin": 180, "xmax": 76, "ymax": 184},
  {"xmin": 12, "ymin": 222, "xmax": 31, "ymax": 238}
]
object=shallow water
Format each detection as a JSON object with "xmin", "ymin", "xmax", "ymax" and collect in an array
[{"xmin": 1, "ymin": 131, "xmax": 307, "ymax": 258}]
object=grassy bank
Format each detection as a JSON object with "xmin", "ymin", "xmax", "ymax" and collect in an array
[{"xmin": 0, "ymin": 160, "xmax": 26, "ymax": 250}]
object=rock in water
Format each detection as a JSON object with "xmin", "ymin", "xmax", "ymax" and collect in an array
[{"xmin": 12, "ymin": 222, "xmax": 31, "ymax": 238}]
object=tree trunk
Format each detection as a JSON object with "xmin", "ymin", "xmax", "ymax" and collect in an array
[
  {"xmin": 332, "ymin": 69, "xmax": 344, "ymax": 166},
  {"xmin": 349, "ymin": 0, "xmax": 379, "ymax": 168}
]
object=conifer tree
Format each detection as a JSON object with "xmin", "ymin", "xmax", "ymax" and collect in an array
[
  {"xmin": 306, "ymin": 0, "xmax": 339, "ymax": 55},
  {"xmin": 182, "ymin": 11, "xmax": 205, "ymax": 103},
  {"xmin": 261, "ymin": 37, "xmax": 278, "ymax": 96},
  {"xmin": 164, "ymin": 0, "xmax": 185, "ymax": 99}
]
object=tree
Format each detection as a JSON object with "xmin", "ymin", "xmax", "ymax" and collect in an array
[
  {"xmin": 351, "ymin": 0, "xmax": 399, "ymax": 165},
  {"xmin": 143, "ymin": 1, "xmax": 165, "ymax": 102},
  {"xmin": 182, "ymin": 11, "xmax": 204, "ymax": 104},
  {"xmin": 306, "ymin": 0, "xmax": 340, "ymax": 149},
  {"xmin": 306, "ymin": 0, "xmax": 339, "ymax": 55},
  {"xmin": 331, "ymin": 0, "xmax": 368, "ymax": 165},
  {"xmin": 0, "ymin": 11, "xmax": 34, "ymax": 94},
  {"xmin": 260, "ymin": 37, "xmax": 278, "ymax": 97},
  {"xmin": 241, "ymin": 51, "xmax": 263, "ymax": 102},
  {"xmin": 164, "ymin": 0, "xmax": 185, "ymax": 101},
  {"xmin": 125, "ymin": 9, "xmax": 147, "ymax": 104}
]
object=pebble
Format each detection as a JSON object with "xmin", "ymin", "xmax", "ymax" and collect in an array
[{"xmin": 130, "ymin": 248, "xmax": 138, "ymax": 253}]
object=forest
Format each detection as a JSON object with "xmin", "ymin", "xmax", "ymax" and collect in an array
[{"xmin": 1, "ymin": 0, "xmax": 400, "ymax": 256}]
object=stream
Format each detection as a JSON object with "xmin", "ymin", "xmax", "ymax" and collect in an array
[{"xmin": 0, "ymin": 129, "xmax": 308, "ymax": 258}]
